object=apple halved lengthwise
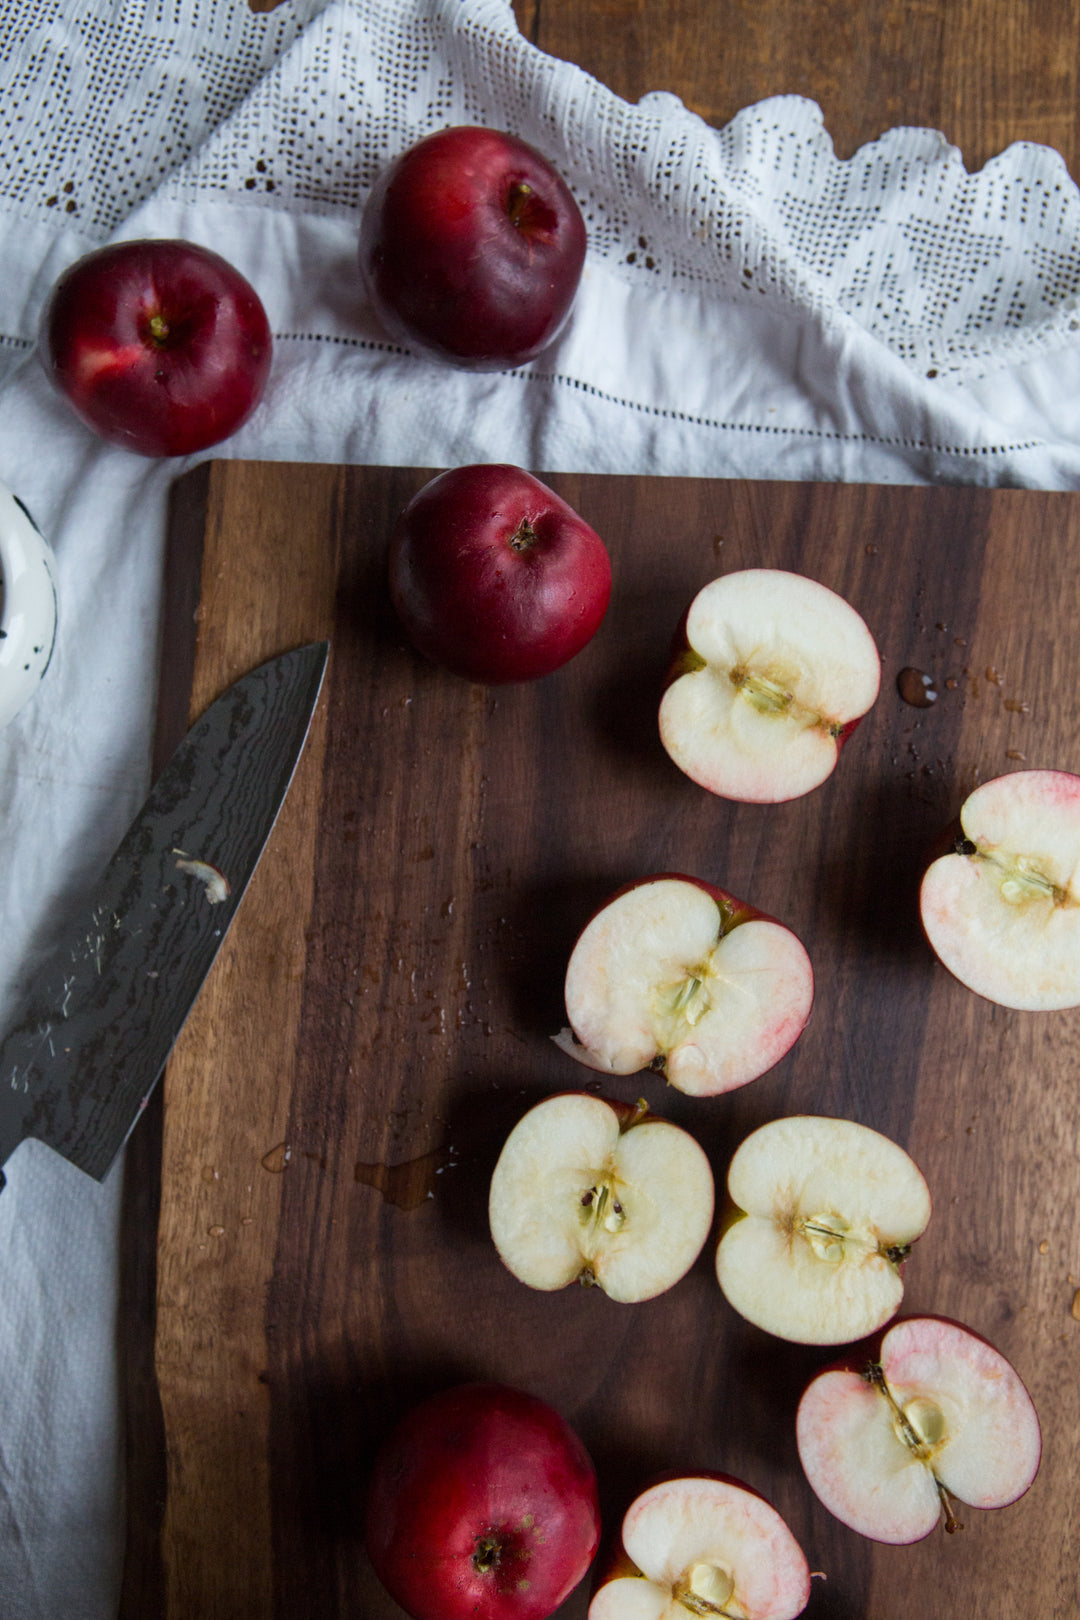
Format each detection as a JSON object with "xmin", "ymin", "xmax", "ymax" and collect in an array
[
  {"xmin": 715, "ymin": 1115, "xmax": 932, "ymax": 1345},
  {"xmin": 659, "ymin": 568, "xmax": 881, "ymax": 803},
  {"xmin": 555, "ymin": 875, "xmax": 814, "ymax": 1096},
  {"xmin": 588, "ymin": 1474, "xmax": 812, "ymax": 1620},
  {"xmin": 796, "ymin": 1316, "xmax": 1042, "ymax": 1544},
  {"xmin": 920, "ymin": 768, "xmax": 1080, "ymax": 1010},
  {"xmin": 488, "ymin": 1093, "xmax": 715, "ymax": 1303}
]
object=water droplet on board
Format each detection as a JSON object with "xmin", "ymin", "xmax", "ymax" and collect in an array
[
  {"xmin": 354, "ymin": 1145, "xmax": 457, "ymax": 1211},
  {"xmin": 207, "ymin": 1225, "xmax": 225, "ymax": 1238},
  {"xmin": 897, "ymin": 667, "xmax": 938, "ymax": 708},
  {"xmin": 260, "ymin": 1142, "xmax": 291, "ymax": 1173}
]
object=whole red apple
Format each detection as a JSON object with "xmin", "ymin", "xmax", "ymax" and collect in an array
[
  {"xmin": 364, "ymin": 1381, "xmax": 601, "ymax": 1620},
  {"xmin": 389, "ymin": 463, "xmax": 612, "ymax": 683},
  {"xmin": 359, "ymin": 125, "xmax": 587, "ymax": 369},
  {"xmin": 39, "ymin": 238, "xmax": 272, "ymax": 457}
]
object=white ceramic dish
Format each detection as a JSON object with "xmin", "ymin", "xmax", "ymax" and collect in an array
[{"xmin": 0, "ymin": 479, "xmax": 59, "ymax": 730}]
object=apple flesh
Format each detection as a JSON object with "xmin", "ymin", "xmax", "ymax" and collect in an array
[
  {"xmin": 365, "ymin": 1381, "xmax": 601, "ymax": 1620},
  {"xmin": 39, "ymin": 238, "xmax": 272, "ymax": 457},
  {"xmin": 796, "ymin": 1316, "xmax": 1042, "ymax": 1544},
  {"xmin": 489, "ymin": 1093, "xmax": 714, "ymax": 1303},
  {"xmin": 658, "ymin": 569, "xmax": 881, "ymax": 803},
  {"xmin": 920, "ymin": 768, "xmax": 1080, "ymax": 1009},
  {"xmin": 360, "ymin": 125, "xmax": 587, "ymax": 370},
  {"xmin": 555, "ymin": 875, "xmax": 813, "ymax": 1096},
  {"xmin": 714, "ymin": 1115, "xmax": 932, "ymax": 1345},
  {"xmin": 588, "ymin": 1475, "xmax": 811, "ymax": 1620},
  {"xmin": 389, "ymin": 463, "xmax": 611, "ymax": 683}
]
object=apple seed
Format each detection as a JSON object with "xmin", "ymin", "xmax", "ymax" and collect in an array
[{"xmin": 672, "ymin": 1559, "xmax": 744, "ymax": 1618}]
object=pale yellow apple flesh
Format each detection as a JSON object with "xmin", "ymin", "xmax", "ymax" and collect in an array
[
  {"xmin": 488, "ymin": 1093, "xmax": 715, "ymax": 1304},
  {"xmin": 715, "ymin": 1115, "xmax": 931, "ymax": 1345},
  {"xmin": 659, "ymin": 569, "xmax": 880, "ymax": 804},
  {"xmin": 559, "ymin": 878, "xmax": 813, "ymax": 1096},
  {"xmin": 920, "ymin": 769, "xmax": 1080, "ymax": 1009}
]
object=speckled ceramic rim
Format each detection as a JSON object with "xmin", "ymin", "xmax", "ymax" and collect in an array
[{"xmin": 0, "ymin": 481, "xmax": 59, "ymax": 731}]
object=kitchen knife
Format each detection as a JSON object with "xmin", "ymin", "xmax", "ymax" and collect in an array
[{"xmin": 0, "ymin": 639, "xmax": 329, "ymax": 1187}]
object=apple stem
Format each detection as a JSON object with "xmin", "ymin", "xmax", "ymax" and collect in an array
[
  {"xmin": 508, "ymin": 518, "xmax": 539, "ymax": 552},
  {"xmin": 147, "ymin": 313, "xmax": 171, "ymax": 345},
  {"xmin": 505, "ymin": 180, "xmax": 535, "ymax": 228},
  {"xmin": 937, "ymin": 1479, "xmax": 964, "ymax": 1536}
]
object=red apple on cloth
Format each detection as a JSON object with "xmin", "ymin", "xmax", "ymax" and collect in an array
[
  {"xmin": 39, "ymin": 238, "xmax": 272, "ymax": 457},
  {"xmin": 359, "ymin": 125, "xmax": 587, "ymax": 369},
  {"xmin": 364, "ymin": 1381, "xmax": 601, "ymax": 1620},
  {"xmin": 389, "ymin": 463, "xmax": 611, "ymax": 683},
  {"xmin": 588, "ymin": 1474, "xmax": 811, "ymax": 1620},
  {"xmin": 658, "ymin": 569, "xmax": 881, "ymax": 803},
  {"xmin": 796, "ymin": 1316, "xmax": 1041, "ymax": 1543},
  {"xmin": 919, "ymin": 768, "xmax": 1080, "ymax": 1009},
  {"xmin": 488, "ymin": 1093, "xmax": 715, "ymax": 1303},
  {"xmin": 555, "ymin": 875, "xmax": 813, "ymax": 1095},
  {"xmin": 714, "ymin": 1115, "xmax": 932, "ymax": 1345}
]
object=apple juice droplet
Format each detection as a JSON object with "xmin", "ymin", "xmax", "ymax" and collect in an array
[
  {"xmin": 897, "ymin": 666, "xmax": 938, "ymax": 707},
  {"xmin": 354, "ymin": 1146, "xmax": 452, "ymax": 1210}
]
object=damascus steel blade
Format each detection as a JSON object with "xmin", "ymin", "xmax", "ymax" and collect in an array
[{"xmin": 0, "ymin": 640, "xmax": 328, "ymax": 1183}]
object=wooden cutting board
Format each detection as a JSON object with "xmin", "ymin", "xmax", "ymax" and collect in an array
[{"xmin": 119, "ymin": 463, "xmax": 1080, "ymax": 1619}]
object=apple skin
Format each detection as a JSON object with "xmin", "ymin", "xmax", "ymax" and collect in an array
[
  {"xmin": 364, "ymin": 1381, "xmax": 602, "ymax": 1620},
  {"xmin": 389, "ymin": 463, "xmax": 612, "ymax": 683},
  {"xmin": 39, "ymin": 238, "xmax": 272, "ymax": 457},
  {"xmin": 359, "ymin": 125, "xmax": 587, "ymax": 370}
]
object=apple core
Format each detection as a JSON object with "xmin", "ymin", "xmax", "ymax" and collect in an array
[{"xmin": 864, "ymin": 1363, "xmax": 962, "ymax": 1533}]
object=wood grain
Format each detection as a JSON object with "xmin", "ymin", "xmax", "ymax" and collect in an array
[
  {"xmin": 121, "ymin": 463, "xmax": 1080, "ymax": 1618},
  {"xmin": 512, "ymin": 0, "xmax": 1080, "ymax": 179}
]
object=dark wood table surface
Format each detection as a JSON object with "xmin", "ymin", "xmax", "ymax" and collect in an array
[{"xmin": 512, "ymin": 0, "xmax": 1080, "ymax": 180}]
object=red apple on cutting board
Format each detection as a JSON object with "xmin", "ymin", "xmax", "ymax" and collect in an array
[
  {"xmin": 389, "ymin": 463, "xmax": 611, "ymax": 683},
  {"xmin": 364, "ymin": 1381, "xmax": 601, "ymax": 1620},
  {"xmin": 360, "ymin": 125, "xmax": 587, "ymax": 369},
  {"xmin": 714, "ymin": 1115, "xmax": 932, "ymax": 1345},
  {"xmin": 488, "ymin": 1093, "xmax": 715, "ymax": 1303},
  {"xmin": 39, "ymin": 238, "xmax": 272, "ymax": 457},
  {"xmin": 555, "ymin": 874, "xmax": 813, "ymax": 1095},
  {"xmin": 919, "ymin": 768, "xmax": 1080, "ymax": 1009},
  {"xmin": 588, "ymin": 1474, "xmax": 811, "ymax": 1620},
  {"xmin": 796, "ymin": 1316, "xmax": 1042, "ymax": 1543},
  {"xmin": 659, "ymin": 568, "xmax": 881, "ymax": 803}
]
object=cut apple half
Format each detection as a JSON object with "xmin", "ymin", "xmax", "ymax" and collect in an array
[
  {"xmin": 588, "ymin": 1475, "xmax": 811, "ymax": 1620},
  {"xmin": 920, "ymin": 768, "xmax": 1080, "ymax": 1010},
  {"xmin": 488, "ymin": 1093, "xmax": 715, "ymax": 1304},
  {"xmin": 796, "ymin": 1316, "xmax": 1042, "ymax": 1544},
  {"xmin": 714, "ymin": 1115, "xmax": 931, "ymax": 1345},
  {"xmin": 658, "ymin": 568, "xmax": 881, "ymax": 803},
  {"xmin": 556, "ymin": 875, "xmax": 813, "ymax": 1096}
]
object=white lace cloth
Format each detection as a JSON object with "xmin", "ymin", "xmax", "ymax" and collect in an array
[{"xmin": 3, "ymin": 0, "xmax": 1080, "ymax": 1612}]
